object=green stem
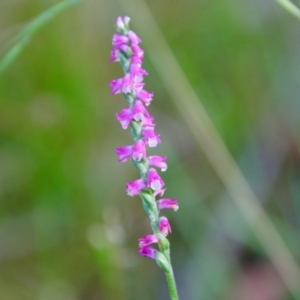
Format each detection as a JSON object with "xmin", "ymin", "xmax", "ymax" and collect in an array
[
  {"xmin": 143, "ymin": 193, "xmax": 180, "ymax": 300},
  {"xmin": 274, "ymin": 0, "xmax": 300, "ymax": 20},
  {"xmin": 118, "ymin": 23, "xmax": 180, "ymax": 300},
  {"xmin": 164, "ymin": 255, "xmax": 179, "ymax": 300},
  {"xmin": 0, "ymin": 0, "xmax": 81, "ymax": 76}
]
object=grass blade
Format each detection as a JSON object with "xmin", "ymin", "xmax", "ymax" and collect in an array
[
  {"xmin": 274, "ymin": 0, "xmax": 300, "ymax": 20},
  {"xmin": 0, "ymin": 0, "xmax": 81, "ymax": 76}
]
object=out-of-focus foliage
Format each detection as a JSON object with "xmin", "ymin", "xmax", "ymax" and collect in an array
[{"xmin": 1, "ymin": 0, "xmax": 300, "ymax": 299}]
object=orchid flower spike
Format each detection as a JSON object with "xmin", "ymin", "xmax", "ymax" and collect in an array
[{"xmin": 109, "ymin": 16, "xmax": 180, "ymax": 300}]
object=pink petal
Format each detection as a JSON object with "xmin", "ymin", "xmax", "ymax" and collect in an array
[
  {"xmin": 109, "ymin": 48, "xmax": 119, "ymax": 62},
  {"xmin": 148, "ymin": 155, "xmax": 167, "ymax": 171},
  {"xmin": 121, "ymin": 73, "xmax": 134, "ymax": 94},
  {"xmin": 131, "ymin": 44, "xmax": 144, "ymax": 58},
  {"xmin": 147, "ymin": 168, "xmax": 165, "ymax": 191},
  {"xmin": 116, "ymin": 145, "xmax": 133, "ymax": 162},
  {"xmin": 141, "ymin": 116, "xmax": 155, "ymax": 127},
  {"xmin": 116, "ymin": 107, "xmax": 133, "ymax": 129},
  {"xmin": 126, "ymin": 178, "xmax": 146, "ymax": 196},
  {"xmin": 112, "ymin": 34, "xmax": 129, "ymax": 48},
  {"xmin": 130, "ymin": 64, "xmax": 148, "ymax": 77},
  {"xmin": 157, "ymin": 198, "xmax": 179, "ymax": 211},
  {"xmin": 132, "ymin": 100, "xmax": 150, "ymax": 121},
  {"xmin": 138, "ymin": 234, "xmax": 159, "ymax": 247},
  {"xmin": 143, "ymin": 128, "xmax": 161, "ymax": 147},
  {"xmin": 132, "ymin": 140, "xmax": 147, "ymax": 161},
  {"xmin": 110, "ymin": 78, "xmax": 123, "ymax": 94},
  {"xmin": 128, "ymin": 30, "xmax": 142, "ymax": 44},
  {"xmin": 136, "ymin": 89, "xmax": 153, "ymax": 106},
  {"xmin": 159, "ymin": 217, "xmax": 172, "ymax": 236},
  {"xmin": 130, "ymin": 54, "xmax": 143, "ymax": 65},
  {"xmin": 138, "ymin": 245, "xmax": 156, "ymax": 259},
  {"xmin": 154, "ymin": 188, "xmax": 166, "ymax": 197}
]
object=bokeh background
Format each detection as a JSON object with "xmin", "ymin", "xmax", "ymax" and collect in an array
[{"xmin": 1, "ymin": 0, "xmax": 300, "ymax": 299}]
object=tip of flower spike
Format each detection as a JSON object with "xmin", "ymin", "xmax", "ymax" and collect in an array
[
  {"xmin": 116, "ymin": 16, "xmax": 124, "ymax": 30},
  {"xmin": 116, "ymin": 16, "xmax": 131, "ymax": 33},
  {"xmin": 124, "ymin": 16, "xmax": 131, "ymax": 24}
]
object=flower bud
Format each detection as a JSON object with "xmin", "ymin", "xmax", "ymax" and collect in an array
[
  {"xmin": 116, "ymin": 16, "xmax": 131, "ymax": 33},
  {"xmin": 159, "ymin": 217, "xmax": 172, "ymax": 236}
]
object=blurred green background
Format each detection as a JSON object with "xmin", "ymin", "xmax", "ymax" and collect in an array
[{"xmin": 1, "ymin": 0, "xmax": 300, "ymax": 299}]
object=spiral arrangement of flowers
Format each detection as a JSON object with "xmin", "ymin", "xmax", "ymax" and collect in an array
[{"xmin": 109, "ymin": 16, "xmax": 179, "ymax": 300}]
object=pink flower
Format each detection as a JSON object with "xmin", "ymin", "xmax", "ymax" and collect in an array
[
  {"xmin": 131, "ymin": 44, "xmax": 144, "ymax": 59},
  {"xmin": 138, "ymin": 234, "xmax": 159, "ymax": 247},
  {"xmin": 143, "ymin": 128, "xmax": 161, "ymax": 147},
  {"xmin": 118, "ymin": 44, "xmax": 132, "ymax": 56},
  {"xmin": 147, "ymin": 168, "xmax": 165, "ymax": 191},
  {"xmin": 130, "ymin": 54, "xmax": 143, "ymax": 65},
  {"xmin": 128, "ymin": 30, "xmax": 142, "ymax": 44},
  {"xmin": 154, "ymin": 188, "xmax": 166, "ymax": 197},
  {"xmin": 110, "ymin": 18, "xmax": 179, "ymax": 264},
  {"xmin": 116, "ymin": 145, "xmax": 133, "ymax": 162},
  {"xmin": 116, "ymin": 107, "xmax": 133, "ymax": 129},
  {"xmin": 159, "ymin": 217, "xmax": 172, "ymax": 236},
  {"xmin": 138, "ymin": 245, "xmax": 156, "ymax": 259},
  {"xmin": 121, "ymin": 73, "xmax": 135, "ymax": 94},
  {"xmin": 132, "ymin": 100, "xmax": 150, "ymax": 121},
  {"xmin": 112, "ymin": 34, "xmax": 129, "ymax": 48},
  {"xmin": 130, "ymin": 64, "xmax": 148, "ymax": 77},
  {"xmin": 141, "ymin": 115, "xmax": 155, "ymax": 127},
  {"xmin": 136, "ymin": 89, "xmax": 153, "ymax": 106},
  {"xmin": 148, "ymin": 155, "xmax": 167, "ymax": 171},
  {"xmin": 109, "ymin": 48, "xmax": 119, "ymax": 62},
  {"xmin": 126, "ymin": 178, "xmax": 146, "ymax": 196},
  {"xmin": 122, "ymin": 73, "xmax": 144, "ymax": 94},
  {"xmin": 157, "ymin": 198, "xmax": 179, "ymax": 211},
  {"xmin": 110, "ymin": 78, "xmax": 123, "ymax": 94},
  {"xmin": 132, "ymin": 140, "xmax": 146, "ymax": 161}
]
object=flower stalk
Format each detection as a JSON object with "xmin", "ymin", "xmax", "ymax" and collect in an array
[{"xmin": 109, "ymin": 16, "xmax": 179, "ymax": 300}]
